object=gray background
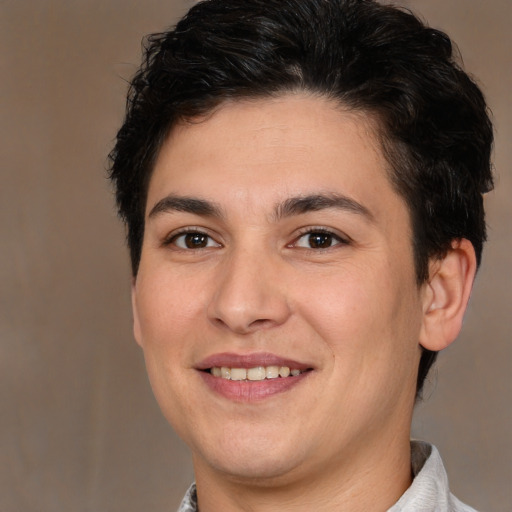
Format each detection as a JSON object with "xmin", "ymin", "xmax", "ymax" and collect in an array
[{"xmin": 1, "ymin": 1, "xmax": 510, "ymax": 510}]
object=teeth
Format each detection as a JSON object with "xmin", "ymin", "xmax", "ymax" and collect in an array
[
  {"xmin": 230, "ymin": 368, "xmax": 247, "ymax": 381},
  {"xmin": 279, "ymin": 366, "xmax": 290, "ymax": 378},
  {"xmin": 247, "ymin": 367, "xmax": 266, "ymax": 381},
  {"xmin": 210, "ymin": 365, "xmax": 304, "ymax": 380},
  {"xmin": 265, "ymin": 366, "xmax": 280, "ymax": 379}
]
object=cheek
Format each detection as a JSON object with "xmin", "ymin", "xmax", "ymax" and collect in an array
[
  {"xmin": 294, "ymin": 259, "xmax": 422, "ymax": 360},
  {"xmin": 133, "ymin": 269, "xmax": 211, "ymax": 413},
  {"xmin": 135, "ymin": 268, "xmax": 207, "ymax": 342},
  {"xmin": 133, "ymin": 272, "xmax": 205, "ymax": 432}
]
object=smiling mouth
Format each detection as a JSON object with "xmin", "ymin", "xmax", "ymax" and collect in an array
[
  {"xmin": 208, "ymin": 366, "xmax": 307, "ymax": 381},
  {"xmin": 199, "ymin": 356, "xmax": 313, "ymax": 401}
]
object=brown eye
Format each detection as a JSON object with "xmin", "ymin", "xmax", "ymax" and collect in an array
[
  {"xmin": 184, "ymin": 233, "xmax": 208, "ymax": 248},
  {"xmin": 294, "ymin": 230, "xmax": 344, "ymax": 249},
  {"xmin": 308, "ymin": 233, "xmax": 334, "ymax": 248},
  {"xmin": 172, "ymin": 231, "xmax": 220, "ymax": 249}
]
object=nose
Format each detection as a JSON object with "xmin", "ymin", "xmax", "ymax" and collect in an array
[{"xmin": 207, "ymin": 246, "xmax": 292, "ymax": 334}]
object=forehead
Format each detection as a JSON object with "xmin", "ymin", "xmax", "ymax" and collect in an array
[{"xmin": 147, "ymin": 94, "xmax": 405, "ymax": 222}]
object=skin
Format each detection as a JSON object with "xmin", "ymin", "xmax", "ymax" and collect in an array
[{"xmin": 132, "ymin": 94, "xmax": 476, "ymax": 511}]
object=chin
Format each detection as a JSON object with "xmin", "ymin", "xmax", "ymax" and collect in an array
[
  {"xmin": 209, "ymin": 451, "xmax": 306, "ymax": 484},
  {"xmin": 192, "ymin": 428, "xmax": 310, "ymax": 484}
]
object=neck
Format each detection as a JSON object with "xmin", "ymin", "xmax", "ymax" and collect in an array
[{"xmin": 193, "ymin": 433, "xmax": 413, "ymax": 512}]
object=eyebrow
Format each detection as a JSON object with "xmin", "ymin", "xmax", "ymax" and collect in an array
[
  {"xmin": 148, "ymin": 195, "xmax": 224, "ymax": 219},
  {"xmin": 274, "ymin": 193, "xmax": 373, "ymax": 221},
  {"xmin": 147, "ymin": 192, "xmax": 372, "ymax": 222}
]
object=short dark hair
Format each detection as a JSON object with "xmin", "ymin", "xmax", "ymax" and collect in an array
[{"xmin": 109, "ymin": 0, "xmax": 494, "ymax": 396}]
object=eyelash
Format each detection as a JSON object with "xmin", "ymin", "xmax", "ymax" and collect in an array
[
  {"xmin": 290, "ymin": 227, "xmax": 349, "ymax": 250},
  {"xmin": 163, "ymin": 228, "xmax": 221, "ymax": 250},
  {"xmin": 164, "ymin": 226, "xmax": 349, "ymax": 252}
]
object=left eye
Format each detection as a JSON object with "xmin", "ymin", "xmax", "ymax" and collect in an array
[
  {"xmin": 172, "ymin": 232, "xmax": 220, "ymax": 249},
  {"xmin": 294, "ymin": 231, "xmax": 344, "ymax": 249}
]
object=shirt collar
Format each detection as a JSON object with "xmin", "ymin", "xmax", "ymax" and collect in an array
[
  {"xmin": 177, "ymin": 482, "xmax": 198, "ymax": 512},
  {"xmin": 387, "ymin": 440, "xmax": 477, "ymax": 512}
]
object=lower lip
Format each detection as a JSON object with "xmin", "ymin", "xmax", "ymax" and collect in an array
[{"xmin": 199, "ymin": 371, "xmax": 310, "ymax": 402}]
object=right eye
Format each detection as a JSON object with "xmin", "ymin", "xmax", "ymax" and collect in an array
[{"xmin": 169, "ymin": 231, "xmax": 220, "ymax": 250}]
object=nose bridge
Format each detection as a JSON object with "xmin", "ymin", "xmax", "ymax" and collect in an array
[{"xmin": 208, "ymin": 239, "xmax": 290, "ymax": 333}]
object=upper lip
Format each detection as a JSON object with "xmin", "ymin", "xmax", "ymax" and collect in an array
[{"xmin": 195, "ymin": 352, "xmax": 313, "ymax": 371}]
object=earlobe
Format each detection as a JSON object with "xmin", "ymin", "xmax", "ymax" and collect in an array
[
  {"xmin": 419, "ymin": 239, "xmax": 477, "ymax": 352},
  {"xmin": 132, "ymin": 278, "xmax": 143, "ymax": 348}
]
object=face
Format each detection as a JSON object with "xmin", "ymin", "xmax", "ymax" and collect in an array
[{"xmin": 133, "ymin": 94, "xmax": 426, "ymax": 486}]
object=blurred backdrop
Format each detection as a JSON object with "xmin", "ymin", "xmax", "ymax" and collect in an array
[{"xmin": 1, "ymin": 0, "xmax": 510, "ymax": 510}]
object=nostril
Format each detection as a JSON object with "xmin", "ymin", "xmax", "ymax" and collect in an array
[
  {"xmin": 250, "ymin": 318, "xmax": 272, "ymax": 326},
  {"xmin": 211, "ymin": 315, "xmax": 275, "ymax": 333}
]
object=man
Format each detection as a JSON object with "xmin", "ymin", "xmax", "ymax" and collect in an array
[{"xmin": 109, "ymin": 0, "xmax": 493, "ymax": 510}]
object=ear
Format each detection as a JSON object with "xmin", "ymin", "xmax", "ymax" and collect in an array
[
  {"xmin": 419, "ymin": 239, "xmax": 477, "ymax": 351},
  {"xmin": 131, "ymin": 277, "xmax": 143, "ymax": 348}
]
